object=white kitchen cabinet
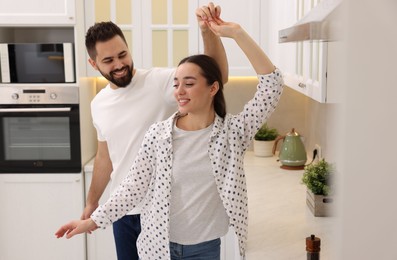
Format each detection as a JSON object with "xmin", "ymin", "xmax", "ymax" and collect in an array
[
  {"xmin": 0, "ymin": 0, "xmax": 75, "ymax": 25},
  {"xmin": 84, "ymin": 161, "xmax": 117, "ymax": 260},
  {"xmin": 285, "ymin": 0, "xmax": 328, "ymax": 103},
  {"xmin": 0, "ymin": 173, "xmax": 85, "ymax": 260},
  {"xmin": 197, "ymin": 0, "xmax": 262, "ymax": 76},
  {"xmin": 284, "ymin": 41, "xmax": 328, "ymax": 103},
  {"xmin": 268, "ymin": 0, "xmax": 329, "ymax": 103},
  {"xmin": 266, "ymin": 0, "xmax": 298, "ymax": 76}
]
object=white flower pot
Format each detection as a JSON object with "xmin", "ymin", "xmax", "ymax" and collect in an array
[{"xmin": 253, "ymin": 139, "xmax": 275, "ymax": 157}]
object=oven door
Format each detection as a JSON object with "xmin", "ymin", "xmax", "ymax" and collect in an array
[{"xmin": 0, "ymin": 104, "xmax": 81, "ymax": 173}]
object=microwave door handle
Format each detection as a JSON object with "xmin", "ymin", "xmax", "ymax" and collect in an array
[{"xmin": 0, "ymin": 107, "xmax": 72, "ymax": 112}]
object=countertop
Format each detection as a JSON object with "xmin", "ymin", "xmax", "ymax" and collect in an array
[
  {"xmin": 84, "ymin": 152, "xmax": 335, "ymax": 259},
  {"xmin": 244, "ymin": 151, "xmax": 335, "ymax": 259}
]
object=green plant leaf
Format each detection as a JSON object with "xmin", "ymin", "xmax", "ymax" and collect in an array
[
  {"xmin": 254, "ymin": 123, "xmax": 279, "ymax": 141},
  {"xmin": 301, "ymin": 159, "xmax": 332, "ymax": 196}
]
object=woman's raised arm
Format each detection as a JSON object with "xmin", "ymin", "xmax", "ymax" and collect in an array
[{"xmin": 208, "ymin": 20, "xmax": 275, "ymax": 75}]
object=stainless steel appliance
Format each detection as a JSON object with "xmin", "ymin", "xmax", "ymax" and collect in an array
[
  {"xmin": 0, "ymin": 85, "xmax": 86, "ymax": 260},
  {"xmin": 0, "ymin": 86, "xmax": 81, "ymax": 173},
  {"xmin": 278, "ymin": 0, "xmax": 343, "ymax": 43},
  {"xmin": 0, "ymin": 43, "xmax": 75, "ymax": 83}
]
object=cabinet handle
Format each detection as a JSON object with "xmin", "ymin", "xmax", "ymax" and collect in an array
[
  {"xmin": 0, "ymin": 107, "xmax": 71, "ymax": 112},
  {"xmin": 298, "ymin": 82, "xmax": 306, "ymax": 88}
]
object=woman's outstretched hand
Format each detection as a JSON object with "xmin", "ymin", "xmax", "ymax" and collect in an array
[{"xmin": 55, "ymin": 218, "xmax": 98, "ymax": 239}]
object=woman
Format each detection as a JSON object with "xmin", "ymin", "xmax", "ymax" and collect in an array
[{"xmin": 55, "ymin": 17, "xmax": 283, "ymax": 260}]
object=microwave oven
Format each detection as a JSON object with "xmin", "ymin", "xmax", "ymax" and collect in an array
[{"xmin": 0, "ymin": 43, "xmax": 75, "ymax": 84}]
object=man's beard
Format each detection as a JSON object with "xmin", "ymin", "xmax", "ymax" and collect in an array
[{"xmin": 99, "ymin": 63, "xmax": 134, "ymax": 88}]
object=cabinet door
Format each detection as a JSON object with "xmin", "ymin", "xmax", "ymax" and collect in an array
[
  {"xmin": 270, "ymin": 0, "xmax": 328, "ymax": 103},
  {"xmin": 266, "ymin": 0, "xmax": 298, "ymax": 77},
  {"xmin": 84, "ymin": 169, "xmax": 117, "ymax": 260},
  {"xmin": 0, "ymin": 0, "xmax": 75, "ymax": 25},
  {"xmin": 198, "ymin": 0, "xmax": 262, "ymax": 76},
  {"xmin": 0, "ymin": 174, "xmax": 85, "ymax": 260}
]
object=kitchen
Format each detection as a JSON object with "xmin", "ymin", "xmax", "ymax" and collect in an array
[{"xmin": 1, "ymin": 0, "xmax": 396, "ymax": 260}]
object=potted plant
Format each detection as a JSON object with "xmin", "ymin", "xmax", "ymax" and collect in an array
[
  {"xmin": 302, "ymin": 159, "xmax": 334, "ymax": 217},
  {"xmin": 253, "ymin": 123, "xmax": 279, "ymax": 157}
]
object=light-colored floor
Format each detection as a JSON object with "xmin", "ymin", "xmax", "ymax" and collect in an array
[{"xmin": 244, "ymin": 151, "xmax": 335, "ymax": 260}]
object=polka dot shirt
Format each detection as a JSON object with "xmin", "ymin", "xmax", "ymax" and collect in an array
[{"xmin": 91, "ymin": 68, "xmax": 284, "ymax": 259}]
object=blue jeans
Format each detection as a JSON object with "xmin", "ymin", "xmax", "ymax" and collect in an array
[
  {"xmin": 113, "ymin": 214, "xmax": 141, "ymax": 260},
  {"xmin": 170, "ymin": 238, "xmax": 221, "ymax": 260}
]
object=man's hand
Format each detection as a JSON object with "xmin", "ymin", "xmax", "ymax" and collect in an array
[{"xmin": 196, "ymin": 2, "xmax": 222, "ymax": 33}]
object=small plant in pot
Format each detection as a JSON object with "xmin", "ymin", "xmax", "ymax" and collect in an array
[
  {"xmin": 302, "ymin": 159, "xmax": 334, "ymax": 217},
  {"xmin": 253, "ymin": 123, "xmax": 279, "ymax": 157}
]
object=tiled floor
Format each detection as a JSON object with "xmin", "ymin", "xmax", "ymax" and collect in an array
[{"xmin": 244, "ymin": 151, "xmax": 335, "ymax": 260}]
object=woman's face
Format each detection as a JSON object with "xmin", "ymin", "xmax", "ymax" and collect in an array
[{"xmin": 173, "ymin": 62, "xmax": 218, "ymax": 115}]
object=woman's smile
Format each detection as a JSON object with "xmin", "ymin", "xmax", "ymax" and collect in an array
[{"xmin": 178, "ymin": 98, "xmax": 190, "ymax": 106}]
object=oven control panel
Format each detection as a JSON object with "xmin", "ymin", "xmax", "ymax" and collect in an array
[{"xmin": 0, "ymin": 86, "xmax": 78, "ymax": 104}]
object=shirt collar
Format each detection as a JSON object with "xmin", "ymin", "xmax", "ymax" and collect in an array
[{"xmin": 160, "ymin": 112, "xmax": 224, "ymax": 140}]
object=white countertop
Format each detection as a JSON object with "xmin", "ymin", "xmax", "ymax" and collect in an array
[
  {"xmin": 83, "ymin": 152, "xmax": 335, "ymax": 259},
  {"xmin": 244, "ymin": 151, "xmax": 335, "ymax": 259}
]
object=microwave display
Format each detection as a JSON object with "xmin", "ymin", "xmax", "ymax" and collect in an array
[{"xmin": 0, "ymin": 43, "xmax": 75, "ymax": 84}]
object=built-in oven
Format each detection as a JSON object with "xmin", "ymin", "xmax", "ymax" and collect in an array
[{"xmin": 0, "ymin": 86, "xmax": 81, "ymax": 173}]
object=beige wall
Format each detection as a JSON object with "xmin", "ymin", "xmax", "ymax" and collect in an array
[
  {"xmin": 224, "ymin": 76, "xmax": 330, "ymax": 157},
  {"xmin": 272, "ymin": 40, "xmax": 345, "ymax": 164},
  {"xmin": 223, "ymin": 76, "xmax": 309, "ymax": 152},
  {"xmin": 79, "ymin": 77, "xmax": 97, "ymax": 165}
]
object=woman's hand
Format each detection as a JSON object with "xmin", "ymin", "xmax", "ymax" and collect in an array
[
  {"xmin": 207, "ymin": 20, "xmax": 243, "ymax": 39},
  {"xmin": 196, "ymin": 2, "xmax": 222, "ymax": 33},
  {"xmin": 208, "ymin": 20, "xmax": 275, "ymax": 74},
  {"xmin": 80, "ymin": 202, "xmax": 98, "ymax": 220},
  {"xmin": 55, "ymin": 218, "xmax": 98, "ymax": 239}
]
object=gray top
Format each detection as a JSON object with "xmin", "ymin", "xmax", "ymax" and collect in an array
[{"xmin": 170, "ymin": 121, "xmax": 229, "ymax": 244}]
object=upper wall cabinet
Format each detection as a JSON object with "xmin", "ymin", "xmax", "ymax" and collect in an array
[
  {"xmin": 0, "ymin": 0, "xmax": 75, "ymax": 26},
  {"xmin": 84, "ymin": 0, "xmax": 264, "ymax": 77},
  {"xmin": 268, "ymin": 0, "xmax": 330, "ymax": 103},
  {"xmin": 198, "ymin": 0, "xmax": 262, "ymax": 76}
]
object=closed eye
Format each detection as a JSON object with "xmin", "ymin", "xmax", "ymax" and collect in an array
[{"xmin": 102, "ymin": 58, "xmax": 113, "ymax": 64}]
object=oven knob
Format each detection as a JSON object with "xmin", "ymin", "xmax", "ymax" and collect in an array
[
  {"xmin": 50, "ymin": 93, "xmax": 58, "ymax": 100},
  {"xmin": 11, "ymin": 93, "xmax": 19, "ymax": 100}
]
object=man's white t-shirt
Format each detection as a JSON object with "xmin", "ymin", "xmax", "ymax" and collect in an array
[{"xmin": 91, "ymin": 67, "xmax": 177, "ymax": 214}]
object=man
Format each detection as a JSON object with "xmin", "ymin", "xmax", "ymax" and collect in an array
[{"xmin": 81, "ymin": 3, "xmax": 228, "ymax": 260}]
